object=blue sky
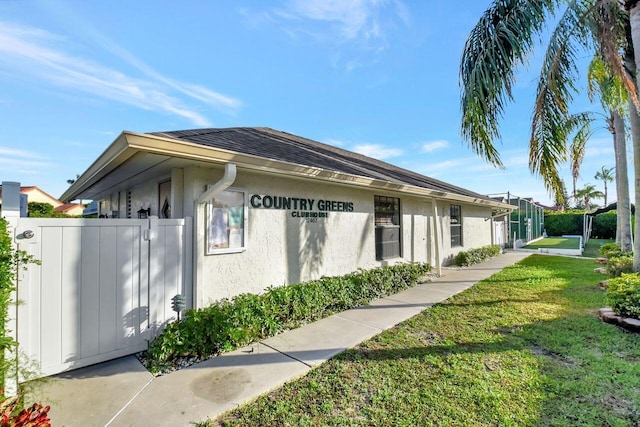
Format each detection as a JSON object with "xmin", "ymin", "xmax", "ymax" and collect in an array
[{"xmin": 0, "ymin": 0, "xmax": 620, "ymax": 206}]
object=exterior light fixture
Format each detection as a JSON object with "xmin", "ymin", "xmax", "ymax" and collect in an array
[{"xmin": 137, "ymin": 208, "xmax": 151, "ymax": 219}]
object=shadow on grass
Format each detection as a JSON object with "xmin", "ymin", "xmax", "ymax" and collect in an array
[{"xmin": 334, "ymin": 310, "xmax": 640, "ymax": 426}]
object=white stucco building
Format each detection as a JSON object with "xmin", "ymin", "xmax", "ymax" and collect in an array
[{"xmin": 61, "ymin": 127, "xmax": 512, "ymax": 308}]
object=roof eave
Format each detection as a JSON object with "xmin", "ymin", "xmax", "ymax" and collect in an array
[
  {"xmin": 60, "ymin": 132, "xmax": 134, "ymax": 202},
  {"xmin": 63, "ymin": 131, "xmax": 515, "ymax": 211}
]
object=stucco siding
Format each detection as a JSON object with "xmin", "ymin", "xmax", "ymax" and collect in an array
[
  {"xmin": 438, "ymin": 201, "xmax": 493, "ymax": 262},
  {"xmin": 196, "ymin": 170, "xmax": 383, "ymax": 304},
  {"xmin": 100, "ymin": 165, "xmax": 497, "ymax": 306}
]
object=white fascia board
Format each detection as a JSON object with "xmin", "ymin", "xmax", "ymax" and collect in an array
[
  {"xmin": 59, "ymin": 132, "xmax": 136, "ymax": 202},
  {"xmin": 64, "ymin": 130, "xmax": 515, "ymax": 211},
  {"xmin": 126, "ymin": 131, "xmax": 514, "ymax": 210}
]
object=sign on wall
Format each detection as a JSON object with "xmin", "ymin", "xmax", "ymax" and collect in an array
[
  {"xmin": 250, "ymin": 194, "xmax": 353, "ymax": 222},
  {"xmin": 207, "ymin": 190, "xmax": 246, "ymax": 254}
]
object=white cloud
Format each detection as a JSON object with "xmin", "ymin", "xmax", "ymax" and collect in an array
[
  {"xmin": 352, "ymin": 143, "xmax": 403, "ymax": 159},
  {"xmin": 421, "ymin": 159, "xmax": 466, "ymax": 173},
  {"xmin": 584, "ymin": 146, "xmax": 614, "ymax": 157},
  {"xmin": 0, "ymin": 21, "xmax": 242, "ymax": 126},
  {"xmin": 0, "ymin": 157, "xmax": 52, "ymax": 170},
  {"xmin": 0, "ymin": 147, "xmax": 43, "ymax": 159},
  {"xmin": 504, "ymin": 154, "xmax": 530, "ymax": 168},
  {"xmin": 269, "ymin": 0, "xmax": 410, "ymax": 69},
  {"xmin": 421, "ymin": 140, "xmax": 448, "ymax": 153}
]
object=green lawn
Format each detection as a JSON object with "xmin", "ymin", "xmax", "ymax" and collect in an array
[
  {"xmin": 523, "ymin": 237, "xmax": 581, "ymax": 250},
  {"xmin": 583, "ymin": 238, "xmax": 616, "ymax": 258},
  {"xmin": 210, "ymin": 255, "xmax": 640, "ymax": 426}
]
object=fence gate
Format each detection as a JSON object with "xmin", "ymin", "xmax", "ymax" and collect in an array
[
  {"xmin": 493, "ymin": 219, "xmax": 506, "ymax": 248},
  {"xmin": 12, "ymin": 217, "xmax": 191, "ymax": 378}
]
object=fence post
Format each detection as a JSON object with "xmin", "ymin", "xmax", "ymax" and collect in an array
[{"xmin": 1, "ymin": 182, "xmax": 20, "ymax": 395}]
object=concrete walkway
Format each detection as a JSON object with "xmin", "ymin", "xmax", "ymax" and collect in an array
[{"xmin": 33, "ymin": 251, "xmax": 530, "ymax": 427}]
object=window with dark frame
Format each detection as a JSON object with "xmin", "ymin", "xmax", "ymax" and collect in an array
[
  {"xmin": 374, "ymin": 195, "xmax": 401, "ymax": 260},
  {"xmin": 450, "ymin": 204, "xmax": 463, "ymax": 247}
]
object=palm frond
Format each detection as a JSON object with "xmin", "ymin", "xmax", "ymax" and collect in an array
[
  {"xmin": 588, "ymin": 55, "xmax": 629, "ymax": 115},
  {"xmin": 589, "ymin": 0, "xmax": 638, "ymax": 107},
  {"xmin": 569, "ymin": 112, "xmax": 594, "ymax": 182},
  {"xmin": 530, "ymin": 1, "xmax": 595, "ymax": 197},
  {"xmin": 460, "ymin": 0, "xmax": 557, "ymax": 167}
]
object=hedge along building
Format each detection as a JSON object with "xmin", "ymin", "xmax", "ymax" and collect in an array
[{"xmin": 61, "ymin": 127, "xmax": 513, "ymax": 309}]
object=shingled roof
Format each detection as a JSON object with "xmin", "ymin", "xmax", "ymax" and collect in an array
[{"xmin": 149, "ymin": 127, "xmax": 491, "ymax": 201}]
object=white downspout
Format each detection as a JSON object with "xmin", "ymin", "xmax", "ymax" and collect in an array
[
  {"xmin": 430, "ymin": 198, "xmax": 442, "ymax": 277},
  {"xmin": 192, "ymin": 163, "xmax": 237, "ymax": 309}
]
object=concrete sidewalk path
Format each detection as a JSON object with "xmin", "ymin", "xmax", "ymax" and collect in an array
[{"xmin": 35, "ymin": 251, "xmax": 530, "ymax": 427}]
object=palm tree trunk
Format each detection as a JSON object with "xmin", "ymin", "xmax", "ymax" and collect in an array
[
  {"xmin": 627, "ymin": 3, "xmax": 640, "ymax": 269},
  {"xmin": 613, "ymin": 110, "xmax": 632, "ymax": 252}
]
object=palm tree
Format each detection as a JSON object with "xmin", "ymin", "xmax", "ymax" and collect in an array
[
  {"xmin": 460, "ymin": 0, "xmax": 638, "ymax": 269},
  {"xmin": 594, "ymin": 166, "xmax": 615, "ymax": 205},
  {"xmin": 622, "ymin": 0, "xmax": 640, "ymax": 269},
  {"xmin": 587, "ymin": 55, "xmax": 633, "ymax": 250},
  {"xmin": 576, "ymin": 183, "xmax": 605, "ymax": 211}
]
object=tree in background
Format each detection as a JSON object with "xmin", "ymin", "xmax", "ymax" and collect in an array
[
  {"xmin": 66, "ymin": 174, "xmax": 79, "ymax": 185},
  {"xmin": 460, "ymin": 0, "xmax": 639, "ymax": 270},
  {"xmin": 587, "ymin": 55, "xmax": 633, "ymax": 251},
  {"xmin": 576, "ymin": 184, "xmax": 604, "ymax": 211},
  {"xmin": 594, "ymin": 165, "xmax": 615, "ymax": 205},
  {"xmin": 553, "ymin": 180, "xmax": 570, "ymax": 211},
  {"xmin": 27, "ymin": 202, "xmax": 66, "ymax": 218}
]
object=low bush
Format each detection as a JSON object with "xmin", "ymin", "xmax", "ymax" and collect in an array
[
  {"xmin": 454, "ymin": 245, "xmax": 502, "ymax": 267},
  {"xmin": 146, "ymin": 262, "xmax": 432, "ymax": 373},
  {"xmin": 607, "ymin": 273, "xmax": 640, "ymax": 319},
  {"xmin": 599, "ymin": 243, "xmax": 621, "ymax": 258},
  {"xmin": 607, "ymin": 255, "xmax": 634, "ymax": 277}
]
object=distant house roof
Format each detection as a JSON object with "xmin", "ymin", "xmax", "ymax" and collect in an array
[
  {"xmin": 149, "ymin": 127, "xmax": 490, "ymax": 201},
  {"xmin": 61, "ymin": 127, "xmax": 512, "ymax": 210},
  {"xmin": 54, "ymin": 203, "xmax": 85, "ymax": 216},
  {"xmin": 0, "ymin": 185, "xmax": 62, "ymax": 207}
]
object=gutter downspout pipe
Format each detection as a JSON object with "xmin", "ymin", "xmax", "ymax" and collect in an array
[
  {"xmin": 192, "ymin": 163, "xmax": 237, "ymax": 309},
  {"xmin": 430, "ymin": 198, "xmax": 442, "ymax": 277}
]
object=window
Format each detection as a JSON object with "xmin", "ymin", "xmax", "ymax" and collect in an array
[
  {"xmin": 206, "ymin": 189, "xmax": 247, "ymax": 254},
  {"xmin": 374, "ymin": 195, "xmax": 401, "ymax": 260},
  {"xmin": 159, "ymin": 180, "xmax": 171, "ymax": 219},
  {"xmin": 450, "ymin": 204, "xmax": 462, "ymax": 247}
]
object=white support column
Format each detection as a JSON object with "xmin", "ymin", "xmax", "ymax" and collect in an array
[{"xmin": 431, "ymin": 199, "xmax": 442, "ymax": 276}]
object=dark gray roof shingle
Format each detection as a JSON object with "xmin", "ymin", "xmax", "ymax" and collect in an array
[{"xmin": 149, "ymin": 127, "xmax": 490, "ymax": 201}]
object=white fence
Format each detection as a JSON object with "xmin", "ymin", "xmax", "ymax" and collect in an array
[{"xmin": 12, "ymin": 217, "xmax": 191, "ymax": 377}]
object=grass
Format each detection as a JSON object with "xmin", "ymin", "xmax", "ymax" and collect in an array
[
  {"xmin": 583, "ymin": 238, "xmax": 616, "ymax": 258},
  {"xmin": 210, "ymin": 255, "xmax": 640, "ymax": 426},
  {"xmin": 523, "ymin": 237, "xmax": 581, "ymax": 250}
]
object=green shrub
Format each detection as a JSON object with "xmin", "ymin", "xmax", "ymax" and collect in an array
[
  {"xmin": 146, "ymin": 262, "xmax": 432, "ymax": 373},
  {"xmin": 543, "ymin": 211, "xmax": 628, "ymax": 239},
  {"xmin": 599, "ymin": 243, "xmax": 621, "ymax": 258},
  {"xmin": 607, "ymin": 255, "xmax": 634, "ymax": 277},
  {"xmin": 543, "ymin": 213, "xmax": 583, "ymax": 236},
  {"xmin": 0, "ymin": 219, "xmax": 41, "ymax": 397},
  {"xmin": 454, "ymin": 245, "xmax": 502, "ymax": 267},
  {"xmin": 607, "ymin": 273, "xmax": 640, "ymax": 318},
  {"xmin": 591, "ymin": 212, "xmax": 617, "ymax": 239}
]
